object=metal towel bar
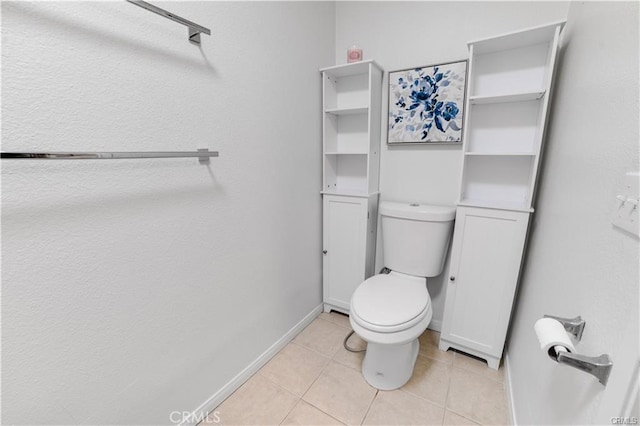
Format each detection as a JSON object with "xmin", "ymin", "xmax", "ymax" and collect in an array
[
  {"xmin": 1, "ymin": 149, "xmax": 218, "ymax": 164},
  {"xmin": 126, "ymin": 0, "xmax": 211, "ymax": 44}
]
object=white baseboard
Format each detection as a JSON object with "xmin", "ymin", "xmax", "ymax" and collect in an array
[
  {"xmin": 182, "ymin": 304, "xmax": 324, "ymax": 426},
  {"xmin": 504, "ymin": 350, "xmax": 518, "ymax": 426},
  {"xmin": 428, "ymin": 319, "xmax": 442, "ymax": 332}
]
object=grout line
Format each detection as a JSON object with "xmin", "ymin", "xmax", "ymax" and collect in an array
[
  {"xmin": 300, "ymin": 352, "xmax": 334, "ymax": 402},
  {"xmin": 360, "ymin": 389, "xmax": 379, "ymax": 425},
  {"xmin": 298, "ymin": 331, "xmax": 370, "ymax": 426},
  {"xmin": 278, "ymin": 396, "xmax": 301, "ymax": 426},
  {"xmin": 302, "ymin": 398, "xmax": 347, "ymax": 426},
  {"xmin": 398, "ymin": 387, "xmax": 447, "ymax": 410},
  {"xmin": 289, "ymin": 340, "xmax": 333, "ymax": 361},
  {"xmin": 445, "ymin": 407, "xmax": 483, "ymax": 425},
  {"xmin": 442, "ymin": 362, "xmax": 455, "ymax": 425},
  {"xmin": 220, "ymin": 371, "xmax": 300, "ymax": 425}
]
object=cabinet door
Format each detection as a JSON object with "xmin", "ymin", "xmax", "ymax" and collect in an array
[
  {"xmin": 323, "ymin": 195, "xmax": 368, "ymax": 312},
  {"xmin": 441, "ymin": 206, "xmax": 529, "ymax": 360}
]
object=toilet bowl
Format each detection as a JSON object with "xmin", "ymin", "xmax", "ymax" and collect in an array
[
  {"xmin": 349, "ymin": 201, "xmax": 455, "ymax": 390},
  {"xmin": 350, "ymin": 271, "xmax": 432, "ymax": 390}
]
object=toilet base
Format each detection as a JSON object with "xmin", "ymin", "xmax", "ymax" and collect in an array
[{"xmin": 361, "ymin": 339, "xmax": 420, "ymax": 390}]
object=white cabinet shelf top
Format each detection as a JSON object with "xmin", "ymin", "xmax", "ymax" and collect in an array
[
  {"xmin": 321, "ymin": 189, "xmax": 380, "ymax": 198},
  {"xmin": 458, "ymin": 198, "xmax": 534, "ymax": 213},
  {"xmin": 470, "ymin": 90, "xmax": 545, "ymax": 105},
  {"xmin": 325, "ymin": 106, "xmax": 369, "ymax": 115},
  {"xmin": 325, "ymin": 151, "xmax": 368, "ymax": 155},
  {"xmin": 320, "ymin": 60, "xmax": 382, "ymax": 78},
  {"xmin": 468, "ymin": 20, "xmax": 566, "ymax": 54}
]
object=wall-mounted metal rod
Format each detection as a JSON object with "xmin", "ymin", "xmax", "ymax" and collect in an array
[
  {"xmin": 1, "ymin": 149, "xmax": 218, "ymax": 164},
  {"xmin": 555, "ymin": 352, "xmax": 613, "ymax": 386},
  {"xmin": 544, "ymin": 314, "xmax": 586, "ymax": 341},
  {"xmin": 126, "ymin": 0, "xmax": 211, "ymax": 44}
]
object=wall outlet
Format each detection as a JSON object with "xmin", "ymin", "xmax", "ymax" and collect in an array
[{"xmin": 612, "ymin": 171, "xmax": 639, "ymax": 237}]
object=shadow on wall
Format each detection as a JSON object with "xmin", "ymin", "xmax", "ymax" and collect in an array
[
  {"xmin": 1, "ymin": 162, "xmax": 226, "ymax": 222},
  {"xmin": 2, "ymin": 1, "xmax": 218, "ymax": 76}
]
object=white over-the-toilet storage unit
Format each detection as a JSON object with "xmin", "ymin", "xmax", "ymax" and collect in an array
[
  {"xmin": 440, "ymin": 21, "xmax": 565, "ymax": 369},
  {"xmin": 320, "ymin": 60, "xmax": 383, "ymax": 314}
]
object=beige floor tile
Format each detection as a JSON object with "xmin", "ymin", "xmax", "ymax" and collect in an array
[
  {"xmin": 421, "ymin": 329, "xmax": 441, "ymax": 346},
  {"xmin": 447, "ymin": 368, "xmax": 508, "ymax": 425},
  {"xmin": 419, "ymin": 330, "xmax": 454, "ymax": 364},
  {"xmin": 303, "ymin": 361, "xmax": 377, "ymax": 425},
  {"xmin": 319, "ymin": 312, "xmax": 352, "ymax": 329},
  {"xmin": 363, "ymin": 389, "xmax": 444, "ymax": 425},
  {"xmin": 294, "ymin": 318, "xmax": 348, "ymax": 357},
  {"xmin": 332, "ymin": 345, "xmax": 365, "ymax": 372},
  {"xmin": 215, "ymin": 374, "xmax": 298, "ymax": 425},
  {"xmin": 332, "ymin": 332, "xmax": 366, "ymax": 371},
  {"xmin": 402, "ymin": 354, "xmax": 452, "ymax": 407},
  {"xmin": 281, "ymin": 400, "xmax": 344, "ymax": 425},
  {"xmin": 443, "ymin": 410, "xmax": 479, "ymax": 425},
  {"xmin": 452, "ymin": 351, "xmax": 504, "ymax": 383},
  {"xmin": 259, "ymin": 342, "xmax": 330, "ymax": 396}
]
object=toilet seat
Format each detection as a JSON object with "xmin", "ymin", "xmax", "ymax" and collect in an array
[{"xmin": 351, "ymin": 272, "xmax": 430, "ymax": 333}]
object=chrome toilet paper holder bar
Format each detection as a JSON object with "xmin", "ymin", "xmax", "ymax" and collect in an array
[
  {"xmin": 543, "ymin": 314, "xmax": 586, "ymax": 341},
  {"xmin": 555, "ymin": 352, "xmax": 613, "ymax": 386},
  {"xmin": 543, "ymin": 314, "xmax": 613, "ymax": 386}
]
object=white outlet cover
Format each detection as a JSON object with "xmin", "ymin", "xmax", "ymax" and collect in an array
[{"xmin": 612, "ymin": 171, "xmax": 640, "ymax": 237}]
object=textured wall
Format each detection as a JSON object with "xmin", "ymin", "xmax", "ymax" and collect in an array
[
  {"xmin": 507, "ymin": 2, "xmax": 639, "ymax": 424},
  {"xmin": 1, "ymin": 2, "xmax": 334, "ymax": 424},
  {"xmin": 335, "ymin": 1, "xmax": 569, "ymax": 329}
]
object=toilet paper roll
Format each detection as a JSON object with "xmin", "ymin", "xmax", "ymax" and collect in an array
[{"xmin": 534, "ymin": 318, "xmax": 575, "ymax": 358}]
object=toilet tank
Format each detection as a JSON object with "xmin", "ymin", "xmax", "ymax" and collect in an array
[{"xmin": 380, "ymin": 202, "xmax": 456, "ymax": 277}]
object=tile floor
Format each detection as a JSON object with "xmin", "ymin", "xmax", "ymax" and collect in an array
[{"xmin": 206, "ymin": 312, "xmax": 509, "ymax": 426}]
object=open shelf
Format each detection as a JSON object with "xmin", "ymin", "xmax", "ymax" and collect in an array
[
  {"xmin": 325, "ymin": 106, "xmax": 368, "ymax": 115},
  {"xmin": 324, "ymin": 154, "xmax": 368, "ymax": 196},
  {"xmin": 460, "ymin": 155, "xmax": 534, "ymax": 210},
  {"xmin": 323, "ymin": 72, "xmax": 369, "ymax": 110},
  {"xmin": 471, "ymin": 42, "xmax": 551, "ymax": 97},
  {"xmin": 466, "ymin": 99, "xmax": 542, "ymax": 154},
  {"xmin": 468, "ymin": 20, "xmax": 565, "ymax": 54},
  {"xmin": 470, "ymin": 90, "xmax": 545, "ymax": 105},
  {"xmin": 324, "ymin": 113, "xmax": 369, "ymax": 154}
]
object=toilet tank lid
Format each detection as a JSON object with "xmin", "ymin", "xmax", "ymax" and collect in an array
[{"xmin": 379, "ymin": 201, "xmax": 456, "ymax": 222}]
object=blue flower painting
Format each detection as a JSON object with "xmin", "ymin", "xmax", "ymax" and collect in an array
[{"xmin": 388, "ymin": 60, "xmax": 467, "ymax": 144}]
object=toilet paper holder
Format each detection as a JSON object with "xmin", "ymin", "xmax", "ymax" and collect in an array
[
  {"xmin": 543, "ymin": 314, "xmax": 586, "ymax": 341},
  {"xmin": 543, "ymin": 314, "xmax": 613, "ymax": 386}
]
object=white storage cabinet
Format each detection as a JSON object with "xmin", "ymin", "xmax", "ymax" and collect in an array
[
  {"xmin": 440, "ymin": 21, "xmax": 565, "ymax": 368},
  {"xmin": 441, "ymin": 207, "xmax": 529, "ymax": 368},
  {"xmin": 320, "ymin": 60, "xmax": 383, "ymax": 314}
]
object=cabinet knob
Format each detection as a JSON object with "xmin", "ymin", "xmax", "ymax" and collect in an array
[
  {"xmin": 449, "ymin": 276, "xmax": 455, "ymax": 282},
  {"xmin": 323, "ymin": 250, "xmax": 328, "ymax": 255}
]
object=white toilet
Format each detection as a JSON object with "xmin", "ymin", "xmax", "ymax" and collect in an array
[{"xmin": 349, "ymin": 201, "xmax": 456, "ymax": 390}]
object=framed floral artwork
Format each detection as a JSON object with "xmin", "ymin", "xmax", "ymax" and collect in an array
[{"xmin": 388, "ymin": 60, "xmax": 467, "ymax": 144}]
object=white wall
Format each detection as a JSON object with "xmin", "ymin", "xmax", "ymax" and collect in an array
[
  {"xmin": 335, "ymin": 1, "xmax": 569, "ymax": 328},
  {"xmin": 1, "ymin": 2, "xmax": 334, "ymax": 424},
  {"xmin": 507, "ymin": 2, "xmax": 639, "ymax": 424}
]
